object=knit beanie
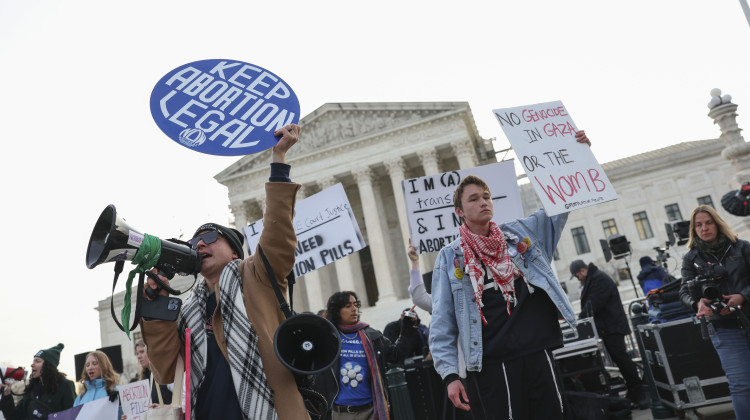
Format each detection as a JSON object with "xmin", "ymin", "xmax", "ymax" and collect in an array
[
  {"xmin": 193, "ymin": 223, "xmax": 245, "ymax": 260},
  {"xmin": 35, "ymin": 343, "xmax": 64, "ymax": 368}
]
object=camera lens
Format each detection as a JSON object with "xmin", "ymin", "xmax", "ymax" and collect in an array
[{"xmin": 702, "ymin": 283, "xmax": 720, "ymax": 300}]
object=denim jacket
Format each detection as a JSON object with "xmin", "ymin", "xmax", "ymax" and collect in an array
[{"xmin": 429, "ymin": 208, "xmax": 576, "ymax": 380}]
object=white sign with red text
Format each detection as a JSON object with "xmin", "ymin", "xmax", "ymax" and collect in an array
[
  {"xmin": 492, "ymin": 100, "xmax": 618, "ymax": 216},
  {"xmin": 118, "ymin": 379, "xmax": 150, "ymax": 420}
]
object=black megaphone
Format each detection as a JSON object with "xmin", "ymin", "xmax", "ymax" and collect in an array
[
  {"xmin": 86, "ymin": 205, "xmax": 201, "ymax": 280},
  {"xmin": 274, "ymin": 313, "xmax": 341, "ymax": 375}
]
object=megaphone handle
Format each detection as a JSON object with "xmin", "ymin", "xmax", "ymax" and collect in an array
[{"xmin": 145, "ymin": 271, "xmax": 182, "ymax": 297}]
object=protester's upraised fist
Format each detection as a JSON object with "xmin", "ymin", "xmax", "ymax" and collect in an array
[
  {"xmin": 407, "ymin": 239, "xmax": 418, "ymax": 263},
  {"xmin": 272, "ymin": 124, "xmax": 299, "ymax": 163}
]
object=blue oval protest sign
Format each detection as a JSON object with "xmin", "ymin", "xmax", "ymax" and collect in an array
[{"xmin": 149, "ymin": 59, "xmax": 300, "ymax": 156}]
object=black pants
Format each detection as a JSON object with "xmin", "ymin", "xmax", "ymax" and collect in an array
[
  {"xmin": 601, "ymin": 333, "xmax": 642, "ymax": 391},
  {"xmin": 464, "ymin": 350, "xmax": 564, "ymax": 420}
]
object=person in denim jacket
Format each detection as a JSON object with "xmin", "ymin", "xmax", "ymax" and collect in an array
[{"xmin": 429, "ymin": 131, "xmax": 589, "ymax": 420}]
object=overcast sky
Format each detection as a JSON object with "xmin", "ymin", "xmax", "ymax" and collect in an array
[{"xmin": 1, "ymin": 0, "xmax": 748, "ymax": 378}]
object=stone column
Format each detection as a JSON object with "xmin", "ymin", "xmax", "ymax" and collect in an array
[
  {"xmin": 256, "ymin": 196, "xmax": 267, "ymax": 216},
  {"xmin": 353, "ymin": 167, "xmax": 397, "ymax": 303},
  {"xmin": 384, "ymin": 157, "xmax": 411, "ymax": 248},
  {"xmin": 317, "ymin": 177, "xmax": 357, "ymax": 294},
  {"xmin": 452, "ymin": 140, "xmax": 478, "ymax": 169},
  {"xmin": 417, "ymin": 149, "xmax": 441, "ymax": 274},
  {"xmin": 708, "ymin": 88, "xmax": 750, "ymax": 236},
  {"xmin": 230, "ymin": 202, "xmax": 249, "ymax": 230},
  {"xmin": 242, "ymin": 200, "xmax": 265, "ymax": 252},
  {"xmin": 298, "ymin": 184, "xmax": 325, "ymax": 311},
  {"xmin": 418, "ymin": 149, "xmax": 441, "ymax": 177}
]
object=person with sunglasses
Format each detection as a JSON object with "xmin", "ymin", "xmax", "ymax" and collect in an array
[{"xmin": 140, "ymin": 125, "xmax": 310, "ymax": 420}]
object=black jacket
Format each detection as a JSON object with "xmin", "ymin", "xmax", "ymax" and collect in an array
[
  {"xmin": 679, "ymin": 238, "xmax": 750, "ymax": 321},
  {"xmin": 383, "ymin": 319, "xmax": 429, "ymax": 358},
  {"xmin": 362, "ymin": 326, "xmax": 408, "ymax": 387},
  {"xmin": 580, "ymin": 263, "xmax": 630, "ymax": 336},
  {"xmin": 317, "ymin": 326, "xmax": 408, "ymax": 419},
  {"xmin": 0, "ymin": 379, "xmax": 76, "ymax": 420}
]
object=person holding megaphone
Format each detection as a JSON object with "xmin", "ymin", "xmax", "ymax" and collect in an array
[{"xmin": 140, "ymin": 125, "xmax": 312, "ymax": 420}]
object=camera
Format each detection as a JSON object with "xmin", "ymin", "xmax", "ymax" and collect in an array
[
  {"xmin": 654, "ymin": 246, "xmax": 669, "ymax": 264},
  {"xmin": 403, "ymin": 310, "xmax": 417, "ymax": 319},
  {"xmin": 687, "ymin": 263, "xmax": 727, "ymax": 302}
]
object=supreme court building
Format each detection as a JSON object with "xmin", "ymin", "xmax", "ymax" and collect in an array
[
  {"xmin": 213, "ymin": 100, "xmax": 747, "ymax": 310},
  {"xmin": 97, "ymin": 96, "xmax": 749, "ymax": 378},
  {"xmin": 214, "ymin": 102, "xmax": 498, "ymax": 311}
]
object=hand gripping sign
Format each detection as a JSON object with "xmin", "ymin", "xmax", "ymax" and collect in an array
[
  {"xmin": 150, "ymin": 59, "xmax": 300, "ymax": 156},
  {"xmin": 493, "ymin": 100, "xmax": 617, "ymax": 216}
]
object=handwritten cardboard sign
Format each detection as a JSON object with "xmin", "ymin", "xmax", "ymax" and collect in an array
[
  {"xmin": 492, "ymin": 100, "xmax": 617, "ymax": 216},
  {"xmin": 243, "ymin": 183, "xmax": 365, "ymax": 277},
  {"xmin": 118, "ymin": 379, "xmax": 150, "ymax": 420},
  {"xmin": 402, "ymin": 161, "xmax": 524, "ymax": 254},
  {"xmin": 150, "ymin": 59, "xmax": 300, "ymax": 156}
]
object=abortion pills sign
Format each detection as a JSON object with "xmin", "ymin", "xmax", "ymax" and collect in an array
[
  {"xmin": 243, "ymin": 183, "xmax": 366, "ymax": 278},
  {"xmin": 150, "ymin": 59, "xmax": 300, "ymax": 156},
  {"xmin": 493, "ymin": 100, "xmax": 618, "ymax": 216}
]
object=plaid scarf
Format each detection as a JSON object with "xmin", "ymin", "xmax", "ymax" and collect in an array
[
  {"xmin": 460, "ymin": 222, "xmax": 521, "ymax": 324},
  {"xmin": 338, "ymin": 322, "xmax": 390, "ymax": 420},
  {"xmin": 180, "ymin": 259, "xmax": 276, "ymax": 420}
]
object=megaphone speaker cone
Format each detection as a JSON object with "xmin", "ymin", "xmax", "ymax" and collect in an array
[
  {"xmin": 85, "ymin": 205, "xmax": 201, "ymax": 277},
  {"xmin": 86, "ymin": 205, "xmax": 143, "ymax": 269},
  {"xmin": 274, "ymin": 313, "xmax": 341, "ymax": 375}
]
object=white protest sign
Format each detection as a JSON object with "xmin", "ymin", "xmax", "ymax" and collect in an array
[
  {"xmin": 492, "ymin": 100, "xmax": 618, "ymax": 216},
  {"xmin": 119, "ymin": 379, "xmax": 150, "ymax": 420},
  {"xmin": 243, "ymin": 183, "xmax": 365, "ymax": 277},
  {"xmin": 49, "ymin": 397, "xmax": 119, "ymax": 420},
  {"xmin": 403, "ymin": 161, "xmax": 524, "ymax": 254}
]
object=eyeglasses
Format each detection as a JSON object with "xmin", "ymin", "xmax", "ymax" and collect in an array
[
  {"xmin": 188, "ymin": 230, "xmax": 219, "ymax": 249},
  {"xmin": 344, "ymin": 300, "xmax": 362, "ymax": 309}
]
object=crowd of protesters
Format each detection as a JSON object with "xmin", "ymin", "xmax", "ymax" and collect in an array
[{"xmin": 8, "ymin": 128, "xmax": 744, "ymax": 419}]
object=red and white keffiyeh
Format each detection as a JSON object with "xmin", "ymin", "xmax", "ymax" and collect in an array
[{"xmin": 459, "ymin": 222, "xmax": 521, "ymax": 324}]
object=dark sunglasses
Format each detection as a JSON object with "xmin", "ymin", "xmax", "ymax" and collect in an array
[{"xmin": 188, "ymin": 230, "xmax": 220, "ymax": 249}]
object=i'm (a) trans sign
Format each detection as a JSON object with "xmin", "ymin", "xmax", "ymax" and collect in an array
[{"xmin": 150, "ymin": 59, "xmax": 300, "ymax": 156}]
